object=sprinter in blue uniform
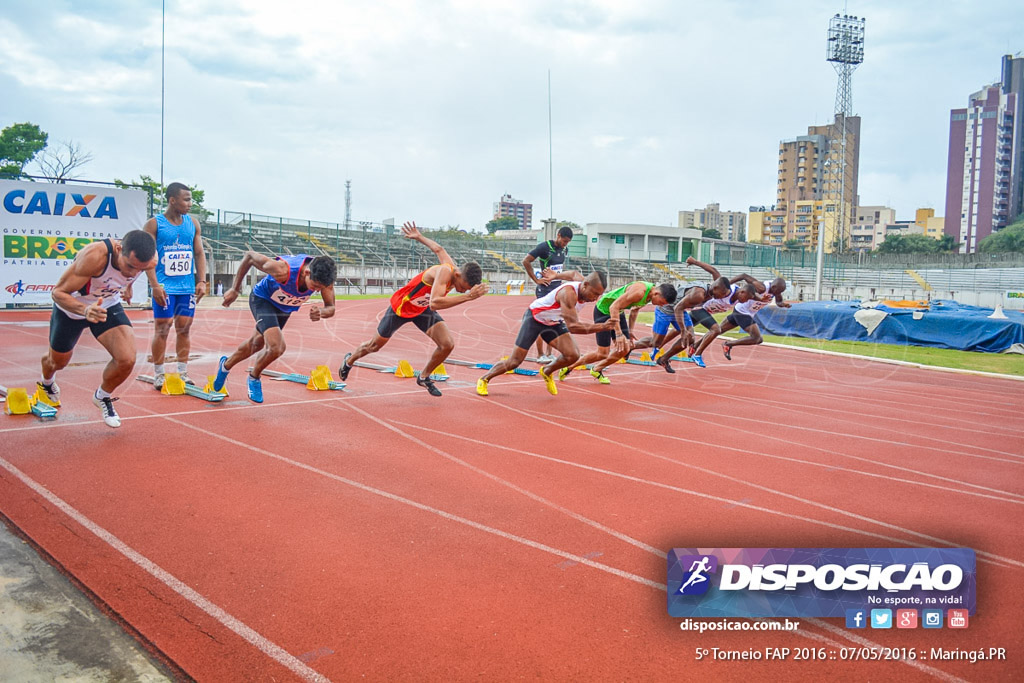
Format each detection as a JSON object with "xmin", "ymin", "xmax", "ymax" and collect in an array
[
  {"xmin": 213, "ymin": 251, "xmax": 337, "ymax": 403},
  {"xmin": 144, "ymin": 182, "xmax": 207, "ymax": 388}
]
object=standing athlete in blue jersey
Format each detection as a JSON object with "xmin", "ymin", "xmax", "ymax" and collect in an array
[
  {"xmin": 144, "ymin": 182, "xmax": 208, "ymax": 389},
  {"xmin": 213, "ymin": 251, "xmax": 337, "ymax": 402}
]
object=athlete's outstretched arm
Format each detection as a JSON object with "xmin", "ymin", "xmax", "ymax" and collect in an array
[
  {"xmin": 685, "ymin": 256, "xmax": 721, "ymax": 280},
  {"xmin": 222, "ymin": 251, "xmax": 287, "ymax": 307},
  {"xmin": 427, "ymin": 265, "xmax": 487, "ymax": 310},
  {"xmin": 402, "ymin": 222, "xmax": 453, "ymax": 266},
  {"xmin": 560, "ymin": 288, "xmax": 614, "ymax": 334}
]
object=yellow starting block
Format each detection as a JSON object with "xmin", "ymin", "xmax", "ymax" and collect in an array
[
  {"xmin": 34, "ymin": 385, "xmax": 60, "ymax": 408},
  {"xmin": 639, "ymin": 351, "xmax": 654, "ymax": 363},
  {"xmin": 161, "ymin": 373, "xmax": 186, "ymax": 396},
  {"xmin": 204, "ymin": 375, "xmax": 228, "ymax": 396},
  {"xmin": 431, "ymin": 363, "xmax": 447, "ymax": 379},
  {"xmin": 4, "ymin": 387, "xmax": 31, "ymax": 415},
  {"xmin": 307, "ymin": 365, "xmax": 335, "ymax": 391},
  {"xmin": 394, "ymin": 360, "xmax": 416, "ymax": 378}
]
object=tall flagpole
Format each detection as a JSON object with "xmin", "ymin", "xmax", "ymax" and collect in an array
[
  {"xmin": 548, "ymin": 69, "xmax": 553, "ymax": 220},
  {"xmin": 160, "ymin": 0, "xmax": 166, "ymax": 190}
]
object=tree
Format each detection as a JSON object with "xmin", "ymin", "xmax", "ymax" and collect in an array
[
  {"xmin": 557, "ymin": 220, "xmax": 581, "ymax": 232},
  {"xmin": 875, "ymin": 233, "xmax": 959, "ymax": 254},
  {"xmin": 32, "ymin": 139, "xmax": 93, "ymax": 183},
  {"xmin": 782, "ymin": 239, "xmax": 805, "ymax": 251},
  {"xmin": 978, "ymin": 218, "xmax": 1024, "ymax": 253},
  {"xmin": 113, "ymin": 175, "xmax": 210, "ymax": 219},
  {"xmin": 0, "ymin": 122, "xmax": 48, "ymax": 178},
  {"xmin": 700, "ymin": 227, "xmax": 722, "ymax": 240},
  {"xmin": 485, "ymin": 216, "xmax": 521, "ymax": 234}
]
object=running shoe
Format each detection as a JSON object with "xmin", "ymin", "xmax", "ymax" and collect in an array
[
  {"xmin": 92, "ymin": 394, "xmax": 121, "ymax": 428},
  {"xmin": 153, "ymin": 371, "xmax": 165, "ymax": 391},
  {"xmin": 339, "ymin": 352, "xmax": 353, "ymax": 381},
  {"xmin": 416, "ymin": 375, "xmax": 442, "ymax": 397},
  {"xmin": 180, "ymin": 370, "xmax": 196, "ymax": 386},
  {"xmin": 655, "ymin": 356, "xmax": 676, "ymax": 374},
  {"xmin": 558, "ymin": 367, "xmax": 572, "ymax": 381},
  {"xmin": 36, "ymin": 381, "xmax": 60, "ymax": 407},
  {"xmin": 476, "ymin": 378, "xmax": 489, "ymax": 396},
  {"xmin": 692, "ymin": 355, "xmax": 706, "ymax": 369},
  {"xmin": 722, "ymin": 343, "xmax": 732, "ymax": 361},
  {"xmin": 247, "ymin": 374, "xmax": 264, "ymax": 403},
  {"xmin": 589, "ymin": 368, "xmax": 611, "ymax": 385},
  {"xmin": 212, "ymin": 356, "xmax": 230, "ymax": 392},
  {"xmin": 539, "ymin": 368, "xmax": 558, "ymax": 395}
]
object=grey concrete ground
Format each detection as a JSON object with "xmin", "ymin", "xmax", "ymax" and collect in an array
[{"xmin": 0, "ymin": 520, "xmax": 174, "ymax": 683}]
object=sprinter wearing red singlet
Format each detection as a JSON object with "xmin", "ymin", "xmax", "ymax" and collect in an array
[{"xmin": 339, "ymin": 222, "xmax": 488, "ymax": 397}]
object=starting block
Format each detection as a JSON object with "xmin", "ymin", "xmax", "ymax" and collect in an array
[
  {"xmin": 307, "ymin": 365, "xmax": 337, "ymax": 391},
  {"xmin": 1, "ymin": 384, "xmax": 58, "ymax": 420},
  {"xmin": 34, "ymin": 385, "xmax": 60, "ymax": 408},
  {"xmin": 137, "ymin": 374, "xmax": 227, "ymax": 402},
  {"xmin": 394, "ymin": 360, "xmax": 416, "ymax": 378},
  {"xmin": 353, "ymin": 359, "xmax": 449, "ymax": 381},
  {"xmin": 161, "ymin": 373, "xmax": 187, "ymax": 396},
  {"xmin": 254, "ymin": 367, "xmax": 346, "ymax": 391},
  {"xmin": 204, "ymin": 375, "xmax": 228, "ymax": 396},
  {"xmin": 446, "ymin": 358, "xmax": 538, "ymax": 376}
]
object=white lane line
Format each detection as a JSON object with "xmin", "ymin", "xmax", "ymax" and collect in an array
[
  {"xmin": 468, "ymin": 397, "xmax": 1024, "ymax": 569},
  {"xmin": 336, "ymin": 402, "xmax": 663, "ymax": 555},
  {"xmin": 0, "ymin": 456, "xmax": 331, "ymax": 683}
]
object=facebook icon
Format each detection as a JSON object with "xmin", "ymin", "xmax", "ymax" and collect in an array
[{"xmin": 845, "ymin": 609, "xmax": 867, "ymax": 629}]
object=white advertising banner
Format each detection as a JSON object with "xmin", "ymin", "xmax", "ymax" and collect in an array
[{"xmin": 1, "ymin": 180, "xmax": 148, "ymax": 304}]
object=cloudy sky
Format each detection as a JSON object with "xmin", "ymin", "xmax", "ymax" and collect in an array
[{"xmin": 1, "ymin": 0, "xmax": 1022, "ymax": 232}]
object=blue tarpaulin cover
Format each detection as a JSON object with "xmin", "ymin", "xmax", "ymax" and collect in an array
[{"xmin": 755, "ymin": 300, "xmax": 1024, "ymax": 353}]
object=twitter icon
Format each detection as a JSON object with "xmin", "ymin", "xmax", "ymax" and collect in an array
[{"xmin": 870, "ymin": 609, "xmax": 892, "ymax": 629}]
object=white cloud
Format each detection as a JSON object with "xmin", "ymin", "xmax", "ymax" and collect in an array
[{"xmin": 1, "ymin": 0, "xmax": 1022, "ymax": 231}]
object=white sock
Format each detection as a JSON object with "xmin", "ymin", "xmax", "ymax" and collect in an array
[
  {"xmin": 40, "ymin": 376, "xmax": 54, "ymax": 386},
  {"xmin": 177, "ymin": 362, "xmax": 188, "ymax": 374},
  {"xmin": 154, "ymin": 363, "xmax": 165, "ymax": 375},
  {"xmin": 95, "ymin": 388, "xmax": 111, "ymax": 400}
]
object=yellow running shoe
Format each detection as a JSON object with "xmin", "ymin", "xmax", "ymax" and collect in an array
[
  {"xmin": 539, "ymin": 368, "xmax": 558, "ymax": 395},
  {"xmin": 476, "ymin": 378, "xmax": 489, "ymax": 396},
  {"xmin": 558, "ymin": 367, "xmax": 572, "ymax": 381},
  {"xmin": 589, "ymin": 368, "xmax": 611, "ymax": 385}
]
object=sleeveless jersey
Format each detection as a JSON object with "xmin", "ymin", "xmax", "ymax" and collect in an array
[
  {"xmin": 702, "ymin": 283, "xmax": 741, "ymax": 313},
  {"xmin": 529, "ymin": 281, "xmax": 583, "ymax": 325},
  {"xmin": 657, "ymin": 282, "xmax": 710, "ymax": 315},
  {"xmin": 56, "ymin": 240, "xmax": 139, "ymax": 320},
  {"xmin": 391, "ymin": 263, "xmax": 455, "ymax": 318},
  {"xmin": 596, "ymin": 281, "xmax": 654, "ymax": 315},
  {"xmin": 154, "ymin": 213, "xmax": 197, "ymax": 294},
  {"xmin": 252, "ymin": 255, "xmax": 313, "ymax": 312},
  {"xmin": 734, "ymin": 288, "xmax": 777, "ymax": 317},
  {"xmin": 531, "ymin": 240, "xmax": 567, "ymax": 278}
]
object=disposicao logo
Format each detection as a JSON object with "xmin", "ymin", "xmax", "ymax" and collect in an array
[
  {"xmin": 2, "ymin": 189, "xmax": 118, "ymax": 219},
  {"xmin": 667, "ymin": 548, "xmax": 976, "ymax": 618}
]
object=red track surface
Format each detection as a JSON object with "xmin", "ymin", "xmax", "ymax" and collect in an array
[{"xmin": 1, "ymin": 297, "xmax": 1021, "ymax": 681}]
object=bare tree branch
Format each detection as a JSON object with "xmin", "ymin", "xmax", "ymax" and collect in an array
[{"xmin": 33, "ymin": 139, "xmax": 94, "ymax": 183}]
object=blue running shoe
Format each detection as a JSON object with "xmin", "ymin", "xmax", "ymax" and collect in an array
[
  {"xmin": 692, "ymin": 355, "xmax": 706, "ymax": 368},
  {"xmin": 213, "ymin": 356, "xmax": 230, "ymax": 392},
  {"xmin": 247, "ymin": 374, "xmax": 264, "ymax": 403}
]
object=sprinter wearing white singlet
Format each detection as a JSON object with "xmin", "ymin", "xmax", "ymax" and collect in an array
[{"xmin": 476, "ymin": 271, "xmax": 612, "ymax": 397}]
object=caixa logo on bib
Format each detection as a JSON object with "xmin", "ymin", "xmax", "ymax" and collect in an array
[
  {"xmin": 667, "ymin": 548, "xmax": 975, "ymax": 618},
  {"xmin": 2, "ymin": 189, "xmax": 118, "ymax": 219}
]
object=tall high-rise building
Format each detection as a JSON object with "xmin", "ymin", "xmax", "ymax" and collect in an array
[
  {"xmin": 493, "ymin": 194, "xmax": 533, "ymax": 231},
  {"xmin": 944, "ymin": 54, "xmax": 1024, "ymax": 253},
  {"xmin": 775, "ymin": 114, "xmax": 861, "ymax": 252},
  {"xmin": 678, "ymin": 203, "xmax": 747, "ymax": 241}
]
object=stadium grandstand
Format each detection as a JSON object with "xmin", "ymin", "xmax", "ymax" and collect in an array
[{"xmin": 198, "ymin": 209, "xmax": 1024, "ymax": 310}]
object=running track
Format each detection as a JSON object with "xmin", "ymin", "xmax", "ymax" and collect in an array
[{"xmin": 0, "ymin": 297, "xmax": 1021, "ymax": 681}]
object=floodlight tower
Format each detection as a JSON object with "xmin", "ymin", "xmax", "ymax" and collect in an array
[{"xmin": 816, "ymin": 13, "xmax": 865, "ymax": 300}]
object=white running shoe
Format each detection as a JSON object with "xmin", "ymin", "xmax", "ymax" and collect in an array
[
  {"xmin": 153, "ymin": 372, "xmax": 165, "ymax": 390},
  {"xmin": 92, "ymin": 395, "xmax": 121, "ymax": 428}
]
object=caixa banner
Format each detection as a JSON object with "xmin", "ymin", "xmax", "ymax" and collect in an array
[
  {"xmin": 1, "ymin": 179, "xmax": 147, "ymax": 305},
  {"xmin": 667, "ymin": 548, "xmax": 975, "ymax": 618}
]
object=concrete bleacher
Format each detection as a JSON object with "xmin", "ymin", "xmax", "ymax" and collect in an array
[{"xmin": 198, "ymin": 214, "xmax": 1024, "ymax": 306}]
